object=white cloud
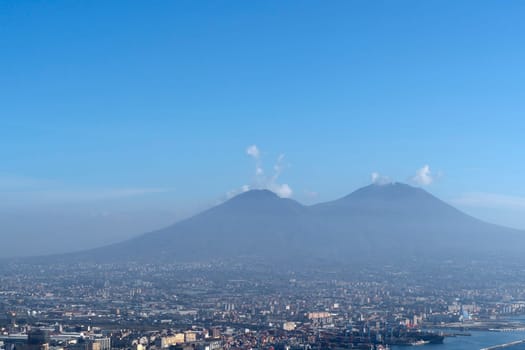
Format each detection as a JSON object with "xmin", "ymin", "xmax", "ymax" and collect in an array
[
  {"xmin": 246, "ymin": 145, "xmax": 260, "ymax": 159},
  {"xmin": 268, "ymin": 183, "xmax": 293, "ymax": 198},
  {"xmin": 238, "ymin": 145, "xmax": 293, "ymax": 198},
  {"xmin": 246, "ymin": 144, "xmax": 266, "ymax": 182},
  {"xmin": 451, "ymin": 192, "xmax": 525, "ymax": 211},
  {"xmin": 371, "ymin": 172, "xmax": 391, "ymax": 185},
  {"xmin": 411, "ymin": 165, "xmax": 433, "ymax": 186}
]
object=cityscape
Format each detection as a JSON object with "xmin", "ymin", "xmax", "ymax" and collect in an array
[{"xmin": 3, "ymin": 256, "xmax": 525, "ymax": 350}]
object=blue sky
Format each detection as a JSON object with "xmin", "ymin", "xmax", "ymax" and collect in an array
[{"xmin": 2, "ymin": 1, "xmax": 525, "ymax": 256}]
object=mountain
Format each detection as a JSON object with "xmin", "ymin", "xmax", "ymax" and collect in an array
[
  {"xmin": 311, "ymin": 183, "xmax": 523, "ymax": 259},
  {"xmin": 60, "ymin": 183, "xmax": 525, "ymax": 263},
  {"xmin": 84, "ymin": 189, "xmax": 316, "ymax": 262}
]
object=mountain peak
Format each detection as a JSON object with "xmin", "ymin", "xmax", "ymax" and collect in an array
[
  {"xmin": 344, "ymin": 182, "xmax": 424, "ymax": 200},
  {"xmin": 232, "ymin": 189, "xmax": 280, "ymax": 200},
  {"xmin": 222, "ymin": 189, "xmax": 303, "ymax": 211}
]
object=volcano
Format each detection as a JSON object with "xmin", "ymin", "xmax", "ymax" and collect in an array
[{"xmin": 57, "ymin": 183, "xmax": 525, "ymax": 263}]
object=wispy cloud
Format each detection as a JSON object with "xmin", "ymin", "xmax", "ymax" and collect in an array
[
  {"xmin": 33, "ymin": 187, "xmax": 172, "ymax": 202},
  {"xmin": 246, "ymin": 144, "xmax": 264, "ymax": 176},
  {"xmin": 225, "ymin": 185, "xmax": 251, "ymax": 199},
  {"xmin": 451, "ymin": 192, "xmax": 525, "ymax": 211},
  {"xmin": 268, "ymin": 183, "xmax": 293, "ymax": 198},
  {"xmin": 370, "ymin": 172, "xmax": 392, "ymax": 185},
  {"xmin": 0, "ymin": 173, "xmax": 52, "ymax": 190},
  {"xmin": 411, "ymin": 165, "xmax": 434, "ymax": 186},
  {"xmin": 228, "ymin": 145, "xmax": 293, "ymax": 198},
  {"xmin": 246, "ymin": 145, "xmax": 260, "ymax": 158},
  {"xmin": 0, "ymin": 173, "xmax": 172, "ymax": 204}
]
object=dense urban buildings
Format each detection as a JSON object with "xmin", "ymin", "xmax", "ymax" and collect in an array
[{"xmin": 2, "ymin": 257, "xmax": 525, "ymax": 350}]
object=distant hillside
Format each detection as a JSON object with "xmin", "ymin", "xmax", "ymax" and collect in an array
[{"xmin": 43, "ymin": 183, "xmax": 525, "ymax": 263}]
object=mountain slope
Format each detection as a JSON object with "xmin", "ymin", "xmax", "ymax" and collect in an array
[
  {"xmin": 90, "ymin": 189, "xmax": 315, "ymax": 261},
  {"xmin": 311, "ymin": 183, "xmax": 523, "ymax": 258},
  {"xmin": 63, "ymin": 184, "xmax": 525, "ymax": 263}
]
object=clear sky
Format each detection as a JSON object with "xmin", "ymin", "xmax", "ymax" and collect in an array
[{"xmin": 2, "ymin": 1, "xmax": 525, "ymax": 256}]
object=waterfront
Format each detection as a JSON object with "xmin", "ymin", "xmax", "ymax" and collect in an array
[
  {"xmin": 4, "ymin": 262, "xmax": 525, "ymax": 350},
  {"xmin": 392, "ymin": 331, "xmax": 525, "ymax": 350}
]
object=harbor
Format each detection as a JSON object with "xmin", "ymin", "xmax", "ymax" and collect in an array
[{"xmin": 391, "ymin": 331, "xmax": 525, "ymax": 350}]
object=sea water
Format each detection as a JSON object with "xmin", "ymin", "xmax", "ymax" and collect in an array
[{"xmin": 392, "ymin": 330, "xmax": 525, "ymax": 350}]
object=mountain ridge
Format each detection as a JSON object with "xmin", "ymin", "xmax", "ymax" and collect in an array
[{"xmin": 22, "ymin": 183, "xmax": 525, "ymax": 263}]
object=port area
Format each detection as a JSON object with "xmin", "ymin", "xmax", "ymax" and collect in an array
[{"xmin": 426, "ymin": 320, "xmax": 525, "ymax": 332}]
